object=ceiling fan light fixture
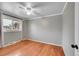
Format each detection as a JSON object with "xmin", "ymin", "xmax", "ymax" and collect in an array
[
  {"xmin": 25, "ymin": 6, "xmax": 32, "ymax": 15},
  {"xmin": 27, "ymin": 11, "xmax": 31, "ymax": 15}
]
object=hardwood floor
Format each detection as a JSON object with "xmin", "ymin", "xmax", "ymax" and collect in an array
[{"xmin": 0, "ymin": 39, "xmax": 64, "ymax": 56}]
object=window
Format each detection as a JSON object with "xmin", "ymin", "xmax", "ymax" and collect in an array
[
  {"xmin": 3, "ymin": 19, "xmax": 12, "ymax": 27},
  {"xmin": 2, "ymin": 18, "xmax": 22, "ymax": 32}
]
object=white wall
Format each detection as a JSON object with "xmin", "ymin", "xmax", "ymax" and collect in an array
[
  {"xmin": 4, "ymin": 32, "xmax": 22, "ymax": 45},
  {"xmin": 29, "ymin": 15, "xmax": 62, "ymax": 45},
  {"xmin": 22, "ymin": 20, "xmax": 29, "ymax": 39},
  {"xmin": 62, "ymin": 2, "xmax": 75, "ymax": 56}
]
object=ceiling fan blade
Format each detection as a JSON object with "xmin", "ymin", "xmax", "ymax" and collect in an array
[
  {"xmin": 19, "ymin": 2, "xmax": 26, "ymax": 6},
  {"xmin": 19, "ymin": 6, "xmax": 24, "ymax": 9},
  {"xmin": 19, "ymin": 2, "xmax": 32, "ymax": 8},
  {"xmin": 33, "ymin": 10, "xmax": 42, "ymax": 16}
]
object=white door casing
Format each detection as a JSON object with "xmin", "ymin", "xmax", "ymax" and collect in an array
[{"xmin": 75, "ymin": 2, "xmax": 79, "ymax": 56}]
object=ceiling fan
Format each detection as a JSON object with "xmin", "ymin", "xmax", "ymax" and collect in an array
[{"xmin": 19, "ymin": 2, "xmax": 41, "ymax": 16}]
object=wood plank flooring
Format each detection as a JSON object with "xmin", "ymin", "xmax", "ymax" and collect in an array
[{"xmin": 0, "ymin": 39, "xmax": 64, "ymax": 56}]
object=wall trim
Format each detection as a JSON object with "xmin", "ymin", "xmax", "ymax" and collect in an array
[
  {"xmin": 61, "ymin": 2, "xmax": 68, "ymax": 14},
  {"xmin": 31, "ymin": 13, "xmax": 63, "ymax": 20},
  {"xmin": 27, "ymin": 39, "xmax": 62, "ymax": 47},
  {"xmin": 2, "ymin": 39, "xmax": 22, "ymax": 47},
  {"xmin": 1, "ymin": 38, "xmax": 62, "ymax": 48}
]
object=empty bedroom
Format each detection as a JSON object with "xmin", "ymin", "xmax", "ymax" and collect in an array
[{"xmin": 0, "ymin": 2, "xmax": 79, "ymax": 56}]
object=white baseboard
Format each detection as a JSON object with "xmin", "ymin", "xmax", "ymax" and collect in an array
[
  {"xmin": 2, "ymin": 39, "xmax": 22, "ymax": 47},
  {"xmin": 2, "ymin": 38, "xmax": 62, "ymax": 48},
  {"xmin": 28, "ymin": 39, "xmax": 62, "ymax": 47},
  {"xmin": 1, "ymin": 38, "xmax": 28, "ymax": 47}
]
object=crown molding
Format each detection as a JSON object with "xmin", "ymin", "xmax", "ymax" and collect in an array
[
  {"xmin": 61, "ymin": 2, "xmax": 68, "ymax": 14},
  {"xmin": 31, "ymin": 12, "xmax": 63, "ymax": 20}
]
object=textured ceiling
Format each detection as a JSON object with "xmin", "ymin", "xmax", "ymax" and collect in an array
[{"xmin": 0, "ymin": 2, "xmax": 66, "ymax": 20}]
